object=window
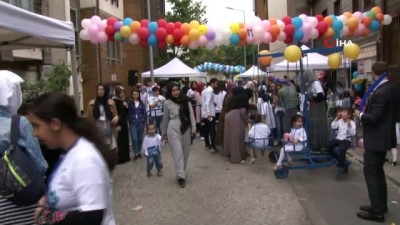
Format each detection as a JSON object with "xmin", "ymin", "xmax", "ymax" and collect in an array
[
  {"xmin": 352, "ymin": 0, "xmax": 359, "ymax": 11},
  {"xmin": 70, "ymin": 8, "xmax": 78, "ymax": 31},
  {"xmin": 107, "ymin": 42, "xmax": 121, "ymax": 63},
  {"xmin": 334, "ymin": 0, "xmax": 341, "ymax": 15},
  {"xmin": 322, "ymin": 9, "xmax": 328, "ymax": 17},
  {"xmin": 8, "ymin": 0, "xmax": 33, "ymax": 11},
  {"xmin": 363, "ymin": 0, "xmax": 373, "ymax": 10}
]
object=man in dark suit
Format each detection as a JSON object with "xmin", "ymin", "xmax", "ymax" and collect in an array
[{"xmin": 354, "ymin": 61, "xmax": 400, "ymax": 223}]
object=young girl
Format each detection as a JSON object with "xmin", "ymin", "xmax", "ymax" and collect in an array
[
  {"xmin": 141, "ymin": 123, "xmax": 164, "ymax": 177},
  {"xmin": 248, "ymin": 114, "xmax": 271, "ymax": 164},
  {"xmin": 128, "ymin": 88, "xmax": 148, "ymax": 160},
  {"xmin": 273, "ymin": 114, "xmax": 307, "ymax": 170}
]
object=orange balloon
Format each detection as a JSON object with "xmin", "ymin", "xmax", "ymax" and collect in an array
[
  {"xmin": 343, "ymin": 12, "xmax": 353, "ymax": 18},
  {"xmin": 180, "ymin": 35, "xmax": 190, "ymax": 46},
  {"xmin": 130, "ymin": 21, "xmax": 141, "ymax": 33},
  {"xmin": 258, "ymin": 50, "xmax": 272, "ymax": 67},
  {"xmin": 346, "ymin": 17, "xmax": 359, "ymax": 31},
  {"xmin": 181, "ymin": 23, "xmax": 191, "ymax": 35},
  {"xmin": 269, "ymin": 18, "xmax": 277, "ymax": 25},
  {"xmin": 371, "ymin": 6, "xmax": 382, "ymax": 14},
  {"xmin": 362, "ymin": 17, "xmax": 372, "ymax": 27},
  {"xmin": 238, "ymin": 28, "xmax": 247, "ymax": 39},
  {"xmin": 239, "ymin": 39, "xmax": 247, "ymax": 46},
  {"xmin": 324, "ymin": 27, "xmax": 335, "ymax": 38},
  {"xmin": 324, "ymin": 16, "xmax": 334, "ymax": 27},
  {"xmin": 239, "ymin": 22, "xmax": 245, "ymax": 29},
  {"xmin": 269, "ymin": 25, "xmax": 280, "ymax": 37},
  {"xmin": 375, "ymin": 13, "xmax": 384, "ymax": 22},
  {"xmin": 347, "ymin": 30, "xmax": 354, "ymax": 37},
  {"xmin": 166, "ymin": 34, "xmax": 174, "ymax": 44},
  {"xmin": 362, "ymin": 28, "xmax": 370, "ymax": 37}
]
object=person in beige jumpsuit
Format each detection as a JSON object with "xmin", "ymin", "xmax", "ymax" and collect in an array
[{"xmin": 162, "ymin": 82, "xmax": 196, "ymax": 188}]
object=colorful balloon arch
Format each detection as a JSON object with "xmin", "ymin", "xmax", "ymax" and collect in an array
[
  {"xmin": 80, "ymin": 6, "xmax": 392, "ymax": 50},
  {"xmin": 195, "ymin": 62, "xmax": 245, "ymax": 74}
]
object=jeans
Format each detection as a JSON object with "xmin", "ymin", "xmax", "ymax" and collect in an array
[
  {"xmin": 130, "ymin": 124, "xmax": 144, "ymax": 155},
  {"xmin": 327, "ymin": 139, "xmax": 350, "ymax": 167},
  {"xmin": 147, "ymin": 153, "xmax": 163, "ymax": 172},
  {"xmin": 202, "ymin": 118, "xmax": 216, "ymax": 148},
  {"xmin": 149, "ymin": 115, "xmax": 163, "ymax": 135},
  {"xmin": 275, "ymin": 111, "xmax": 284, "ymax": 142}
]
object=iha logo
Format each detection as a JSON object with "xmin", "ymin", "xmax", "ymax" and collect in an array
[{"xmin": 323, "ymin": 37, "xmax": 354, "ymax": 48}]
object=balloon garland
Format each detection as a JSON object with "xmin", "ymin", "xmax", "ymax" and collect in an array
[
  {"xmin": 80, "ymin": 6, "xmax": 392, "ymax": 49},
  {"xmin": 195, "ymin": 62, "xmax": 245, "ymax": 74}
]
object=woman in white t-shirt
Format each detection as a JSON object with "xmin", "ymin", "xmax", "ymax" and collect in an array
[{"xmin": 27, "ymin": 93, "xmax": 117, "ymax": 225}]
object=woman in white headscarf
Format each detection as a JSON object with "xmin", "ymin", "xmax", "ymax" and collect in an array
[{"xmin": 0, "ymin": 70, "xmax": 48, "ymax": 225}]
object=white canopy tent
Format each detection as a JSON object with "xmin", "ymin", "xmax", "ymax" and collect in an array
[
  {"xmin": 236, "ymin": 65, "xmax": 268, "ymax": 78},
  {"xmin": 142, "ymin": 57, "xmax": 206, "ymax": 78},
  {"xmin": 0, "ymin": 2, "xmax": 79, "ymax": 110},
  {"xmin": 272, "ymin": 45, "xmax": 350, "ymax": 71}
]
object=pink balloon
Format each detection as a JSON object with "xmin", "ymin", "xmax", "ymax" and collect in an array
[
  {"xmin": 355, "ymin": 24, "xmax": 366, "ymax": 35},
  {"xmin": 353, "ymin": 11, "xmax": 363, "ymax": 22},
  {"xmin": 97, "ymin": 19, "xmax": 107, "ymax": 31},
  {"xmin": 252, "ymin": 25, "xmax": 264, "ymax": 38},
  {"xmin": 262, "ymin": 32, "xmax": 272, "ymax": 43},
  {"xmin": 301, "ymin": 22, "xmax": 312, "ymax": 33},
  {"xmin": 88, "ymin": 24, "xmax": 99, "ymax": 36},
  {"xmin": 198, "ymin": 35, "xmax": 208, "ymax": 46},
  {"xmin": 261, "ymin": 20, "xmax": 271, "ymax": 30},
  {"xmin": 129, "ymin": 33, "xmax": 140, "ymax": 44},
  {"xmin": 277, "ymin": 32, "xmax": 286, "ymax": 41},
  {"xmin": 246, "ymin": 36, "xmax": 255, "ymax": 44},
  {"xmin": 310, "ymin": 28, "xmax": 319, "ymax": 39},
  {"xmin": 91, "ymin": 15, "xmax": 101, "ymax": 24},
  {"xmin": 301, "ymin": 33, "xmax": 310, "ymax": 43},
  {"xmin": 97, "ymin": 32, "xmax": 108, "ymax": 43},
  {"xmin": 90, "ymin": 35, "xmax": 99, "ymax": 44},
  {"xmin": 254, "ymin": 36, "xmax": 262, "ymax": 45}
]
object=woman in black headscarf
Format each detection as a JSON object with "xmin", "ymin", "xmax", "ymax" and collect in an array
[
  {"xmin": 223, "ymin": 87, "xmax": 252, "ymax": 163},
  {"xmin": 162, "ymin": 82, "xmax": 196, "ymax": 188},
  {"xmin": 113, "ymin": 86, "xmax": 130, "ymax": 163},
  {"xmin": 87, "ymin": 83, "xmax": 119, "ymax": 151}
]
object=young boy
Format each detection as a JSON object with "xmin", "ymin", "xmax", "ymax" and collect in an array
[
  {"xmin": 327, "ymin": 107, "xmax": 356, "ymax": 175},
  {"xmin": 141, "ymin": 123, "xmax": 164, "ymax": 177}
]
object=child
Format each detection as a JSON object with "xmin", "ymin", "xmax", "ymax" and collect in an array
[
  {"xmin": 273, "ymin": 114, "xmax": 307, "ymax": 170},
  {"xmin": 248, "ymin": 114, "xmax": 271, "ymax": 164},
  {"xmin": 141, "ymin": 123, "xmax": 164, "ymax": 177},
  {"xmin": 327, "ymin": 107, "xmax": 356, "ymax": 174}
]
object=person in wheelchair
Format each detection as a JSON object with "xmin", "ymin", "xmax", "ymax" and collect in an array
[
  {"xmin": 248, "ymin": 113, "xmax": 271, "ymax": 164},
  {"xmin": 273, "ymin": 114, "xmax": 307, "ymax": 170},
  {"xmin": 327, "ymin": 107, "xmax": 356, "ymax": 174}
]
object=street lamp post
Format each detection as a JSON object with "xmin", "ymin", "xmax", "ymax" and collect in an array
[{"xmin": 226, "ymin": 6, "xmax": 246, "ymax": 69}]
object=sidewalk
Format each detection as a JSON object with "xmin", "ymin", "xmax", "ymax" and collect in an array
[{"xmin": 347, "ymin": 147, "xmax": 400, "ymax": 186}]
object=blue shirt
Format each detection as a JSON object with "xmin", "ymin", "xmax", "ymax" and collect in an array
[{"xmin": 0, "ymin": 106, "xmax": 48, "ymax": 174}]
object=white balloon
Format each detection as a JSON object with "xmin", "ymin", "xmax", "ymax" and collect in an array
[
  {"xmin": 337, "ymin": 15, "xmax": 347, "ymax": 23},
  {"xmin": 310, "ymin": 28, "xmax": 319, "ymax": 39},
  {"xmin": 128, "ymin": 33, "xmax": 140, "ymax": 45},
  {"xmin": 340, "ymin": 26, "xmax": 349, "ymax": 37},
  {"xmin": 91, "ymin": 15, "xmax": 102, "ymax": 24},
  {"xmin": 81, "ymin": 19, "xmax": 91, "ymax": 29},
  {"xmin": 299, "ymin": 14, "xmax": 308, "ymax": 22},
  {"xmin": 206, "ymin": 41, "xmax": 216, "ymax": 50},
  {"xmin": 79, "ymin": 29, "xmax": 90, "ymax": 40},
  {"xmin": 97, "ymin": 19, "xmax": 107, "ymax": 31},
  {"xmin": 253, "ymin": 25, "xmax": 264, "ymax": 38},
  {"xmin": 277, "ymin": 20, "xmax": 285, "ymax": 30},
  {"xmin": 278, "ymin": 32, "xmax": 287, "ymax": 41},
  {"xmin": 308, "ymin": 17, "xmax": 318, "ymax": 27},
  {"xmin": 382, "ymin": 15, "xmax": 393, "ymax": 25},
  {"xmin": 189, "ymin": 41, "xmax": 199, "ymax": 49}
]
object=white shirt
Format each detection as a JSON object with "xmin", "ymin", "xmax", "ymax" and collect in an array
[
  {"xmin": 248, "ymin": 123, "xmax": 271, "ymax": 147},
  {"xmin": 201, "ymin": 86, "xmax": 216, "ymax": 118},
  {"xmin": 331, "ymin": 119, "xmax": 356, "ymax": 141},
  {"xmin": 47, "ymin": 138, "xmax": 115, "ymax": 225},
  {"xmin": 311, "ymin": 80, "xmax": 324, "ymax": 96},
  {"xmin": 141, "ymin": 134, "xmax": 163, "ymax": 156},
  {"xmin": 214, "ymin": 90, "xmax": 226, "ymax": 113},
  {"xmin": 187, "ymin": 89, "xmax": 196, "ymax": 98},
  {"xmin": 148, "ymin": 95, "xmax": 165, "ymax": 116}
]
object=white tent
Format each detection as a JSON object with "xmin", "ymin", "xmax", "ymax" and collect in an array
[
  {"xmin": 0, "ymin": 2, "xmax": 79, "ymax": 109},
  {"xmin": 272, "ymin": 45, "xmax": 349, "ymax": 71},
  {"xmin": 141, "ymin": 57, "xmax": 206, "ymax": 78},
  {"xmin": 236, "ymin": 65, "xmax": 268, "ymax": 78}
]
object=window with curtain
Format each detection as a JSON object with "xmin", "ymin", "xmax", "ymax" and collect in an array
[{"xmin": 8, "ymin": 0, "xmax": 33, "ymax": 11}]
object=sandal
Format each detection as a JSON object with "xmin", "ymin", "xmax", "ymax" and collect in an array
[
  {"xmin": 287, "ymin": 161, "xmax": 294, "ymax": 166},
  {"xmin": 272, "ymin": 164, "xmax": 283, "ymax": 170}
]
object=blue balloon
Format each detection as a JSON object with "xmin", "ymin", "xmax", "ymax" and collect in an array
[
  {"xmin": 148, "ymin": 22, "xmax": 158, "ymax": 34},
  {"xmin": 123, "ymin": 18, "xmax": 133, "ymax": 26},
  {"xmin": 147, "ymin": 34, "xmax": 158, "ymax": 47},
  {"xmin": 332, "ymin": 20, "xmax": 343, "ymax": 32},
  {"xmin": 293, "ymin": 30, "xmax": 304, "ymax": 41},
  {"xmin": 292, "ymin": 17, "xmax": 303, "ymax": 29},
  {"xmin": 352, "ymin": 71, "xmax": 359, "ymax": 78},
  {"xmin": 229, "ymin": 34, "xmax": 240, "ymax": 45},
  {"xmin": 369, "ymin": 20, "xmax": 380, "ymax": 32},
  {"xmin": 354, "ymin": 83, "xmax": 362, "ymax": 92}
]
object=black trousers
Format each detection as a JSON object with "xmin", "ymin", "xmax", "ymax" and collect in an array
[
  {"xmin": 202, "ymin": 118, "xmax": 216, "ymax": 149},
  {"xmin": 363, "ymin": 150, "xmax": 388, "ymax": 214},
  {"xmin": 327, "ymin": 139, "xmax": 350, "ymax": 167}
]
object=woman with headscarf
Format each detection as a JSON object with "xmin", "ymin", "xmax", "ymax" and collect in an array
[
  {"xmin": 162, "ymin": 82, "xmax": 196, "ymax": 188},
  {"xmin": 0, "ymin": 70, "xmax": 48, "ymax": 225},
  {"xmin": 186, "ymin": 81, "xmax": 202, "ymax": 134},
  {"xmin": 224, "ymin": 88, "xmax": 251, "ymax": 163},
  {"xmin": 87, "ymin": 84, "xmax": 119, "ymax": 152},
  {"xmin": 113, "ymin": 86, "xmax": 130, "ymax": 164}
]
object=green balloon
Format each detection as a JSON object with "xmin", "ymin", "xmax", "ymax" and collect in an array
[{"xmin": 114, "ymin": 32, "xmax": 123, "ymax": 42}]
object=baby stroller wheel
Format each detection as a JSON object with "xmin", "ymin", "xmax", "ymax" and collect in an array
[
  {"xmin": 273, "ymin": 166, "xmax": 289, "ymax": 179},
  {"xmin": 269, "ymin": 150, "xmax": 278, "ymax": 162}
]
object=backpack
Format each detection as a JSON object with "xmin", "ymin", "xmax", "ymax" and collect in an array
[{"xmin": 0, "ymin": 115, "xmax": 46, "ymax": 206}]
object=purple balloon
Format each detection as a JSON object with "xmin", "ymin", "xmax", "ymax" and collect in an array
[
  {"xmin": 114, "ymin": 21, "xmax": 123, "ymax": 31},
  {"xmin": 205, "ymin": 31, "xmax": 216, "ymax": 41}
]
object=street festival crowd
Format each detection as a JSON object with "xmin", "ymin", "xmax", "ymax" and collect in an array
[{"xmin": 0, "ymin": 61, "xmax": 400, "ymax": 224}]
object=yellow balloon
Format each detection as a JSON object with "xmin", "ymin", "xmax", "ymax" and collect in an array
[
  {"xmin": 120, "ymin": 25, "xmax": 131, "ymax": 38},
  {"xmin": 284, "ymin": 45, "xmax": 302, "ymax": 62},
  {"xmin": 352, "ymin": 78, "xmax": 365, "ymax": 84},
  {"xmin": 327, "ymin": 53, "xmax": 341, "ymax": 69},
  {"xmin": 189, "ymin": 20, "xmax": 200, "ymax": 29},
  {"xmin": 166, "ymin": 34, "xmax": 174, "ymax": 44},
  {"xmin": 188, "ymin": 29, "xmax": 201, "ymax": 41},
  {"xmin": 230, "ymin": 22, "xmax": 240, "ymax": 34},
  {"xmin": 198, "ymin": 24, "xmax": 208, "ymax": 35},
  {"xmin": 343, "ymin": 43, "xmax": 360, "ymax": 59}
]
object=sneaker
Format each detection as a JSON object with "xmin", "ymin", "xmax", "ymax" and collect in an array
[
  {"xmin": 249, "ymin": 157, "xmax": 256, "ymax": 164},
  {"xmin": 336, "ymin": 167, "xmax": 345, "ymax": 176},
  {"xmin": 392, "ymin": 161, "xmax": 397, "ymax": 166},
  {"xmin": 210, "ymin": 148, "xmax": 217, "ymax": 154},
  {"xmin": 272, "ymin": 164, "xmax": 283, "ymax": 170},
  {"xmin": 200, "ymin": 137, "xmax": 205, "ymax": 141},
  {"xmin": 177, "ymin": 178, "xmax": 185, "ymax": 188},
  {"xmin": 157, "ymin": 171, "xmax": 163, "ymax": 177},
  {"xmin": 147, "ymin": 171, "xmax": 152, "ymax": 177},
  {"xmin": 240, "ymin": 160, "xmax": 246, "ymax": 164},
  {"xmin": 133, "ymin": 155, "xmax": 139, "ymax": 160}
]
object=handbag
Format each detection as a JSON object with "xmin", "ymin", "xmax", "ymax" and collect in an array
[{"xmin": 0, "ymin": 115, "xmax": 46, "ymax": 206}]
